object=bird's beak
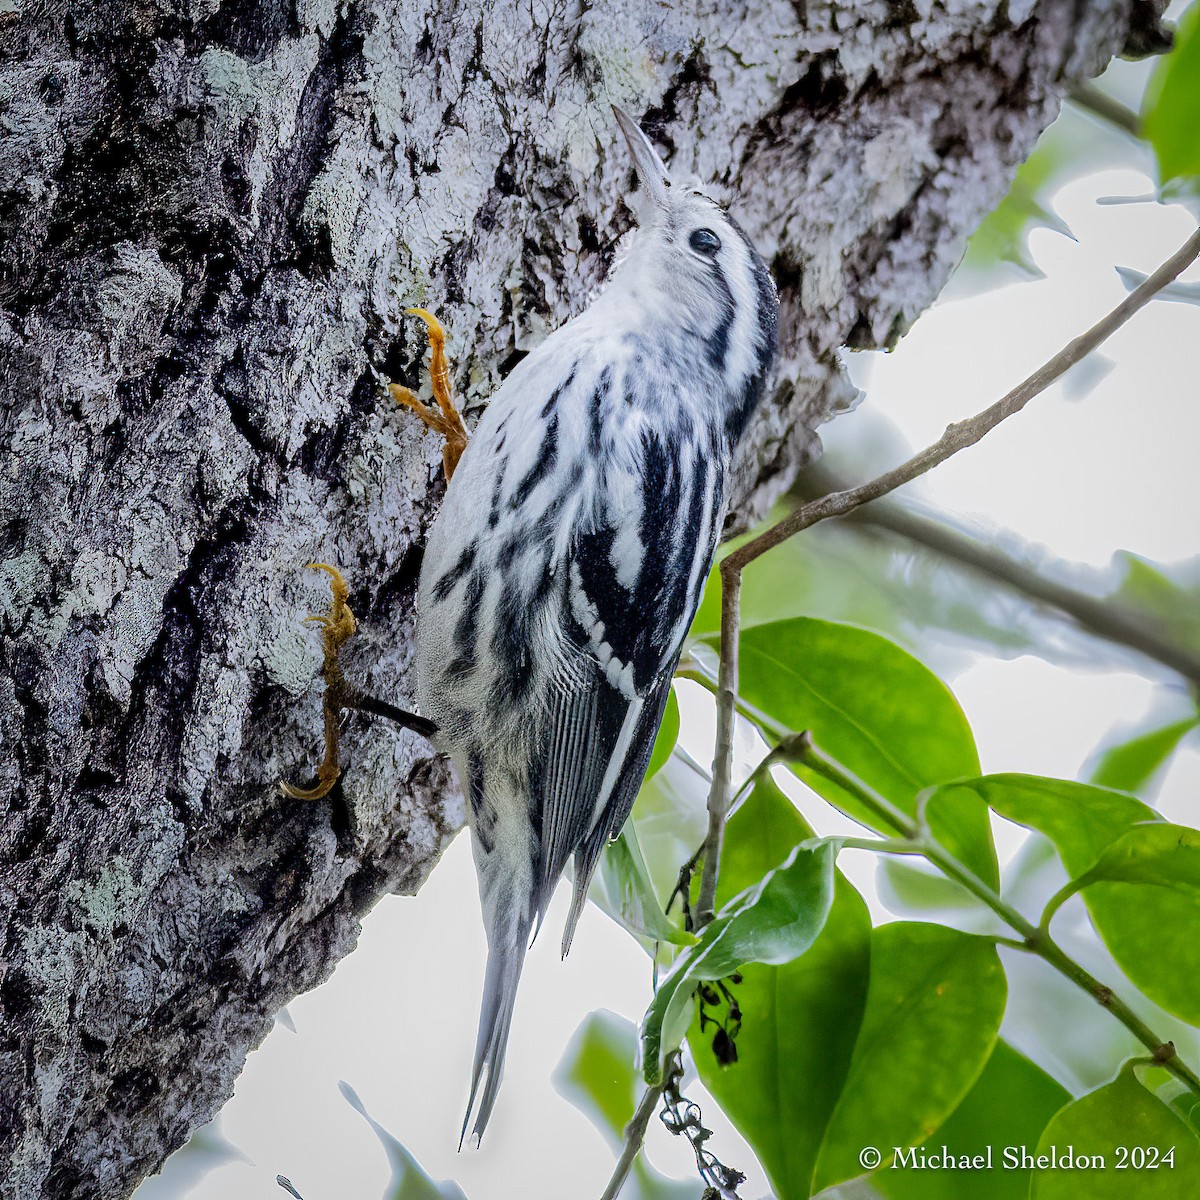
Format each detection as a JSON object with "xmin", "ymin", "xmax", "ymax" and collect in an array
[{"xmin": 612, "ymin": 105, "xmax": 670, "ymax": 211}]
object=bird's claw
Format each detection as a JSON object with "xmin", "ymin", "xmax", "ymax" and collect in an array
[{"xmin": 389, "ymin": 307, "xmax": 468, "ymax": 481}]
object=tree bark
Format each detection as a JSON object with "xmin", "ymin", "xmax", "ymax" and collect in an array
[{"xmin": 0, "ymin": 0, "xmax": 1166, "ymax": 1195}]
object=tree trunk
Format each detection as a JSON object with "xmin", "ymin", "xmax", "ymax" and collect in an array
[{"xmin": 0, "ymin": 0, "xmax": 1166, "ymax": 1195}]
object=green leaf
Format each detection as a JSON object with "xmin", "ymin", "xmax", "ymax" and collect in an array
[
  {"xmin": 688, "ymin": 776, "xmax": 872, "ymax": 1200},
  {"xmin": 812, "ymin": 923, "xmax": 1007, "ymax": 1192},
  {"xmin": 624, "ymin": 761, "xmax": 710, "ymax": 919},
  {"xmin": 726, "ymin": 617, "xmax": 995, "ymax": 887},
  {"xmin": 965, "ymin": 774, "xmax": 1156, "ymax": 874},
  {"xmin": 339, "ymin": 1082, "xmax": 468, "ymax": 1200},
  {"xmin": 554, "ymin": 1012, "xmax": 697, "ymax": 1200},
  {"xmin": 957, "ymin": 776, "xmax": 1200, "ymax": 1025},
  {"xmin": 687, "ymin": 524, "xmax": 928, "ymax": 646},
  {"xmin": 690, "ymin": 502, "xmax": 1163, "ymax": 680},
  {"xmin": 1051, "ymin": 824, "xmax": 1200, "ymax": 1025},
  {"xmin": 1105, "ymin": 553, "xmax": 1200, "ymax": 656},
  {"xmin": 596, "ymin": 823, "xmax": 695, "ymax": 947},
  {"xmin": 1089, "ymin": 714, "xmax": 1199, "ymax": 795},
  {"xmin": 873, "ymin": 1040, "xmax": 1070, "ymax": 1200},
  {"xmin": 641, "ymin": 827, "xmax": 837, "ymax": 1085},
  {"xmin": 554, "ymin": 1010, "xmax": 636, "ymax": 1148},
  {"xmin": 1064, "ymin": 823, "xmax": 1200, "ymax": 897},
  {"xmin": 878, "ymin": 857, "xmax": 981, "ymax": 915},
  {"xmin": 1143, "ymin": 1, "xmax": 1200, "ymax": 188},
  {"xmin": 1030, "ymin": 1066, "xmax": 1200, "ymax": 1198},
  {"xmin": 645, "ymin": 687, "xmax": 679, "ymax": 781}
]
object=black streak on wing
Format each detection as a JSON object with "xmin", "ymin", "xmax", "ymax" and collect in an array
[
  {"xmin": 528, "ymin": 667, "xmax": 627, "ymax": 904},
  {"xmin": 446, "ymin": 568, "xmax": 485, "ymax": 678},
  {"xmin": 588, "ymin": 366, "xmax": 611, "ymax": 454},
  {"xmin": 490, "ymin": 544, "xmax": 552, "ymax": 708},
  {"xmin": 540, "ymin": 365, "xmax": 577, "ymax": 419},
  {"xmin": 468, "ymin": 750, "xmax": 496, "ymax": 854},
  {"xmin": 572, "ymin": 428, "xmax": 712, "ymax": 693},
  {"xmin": 559, "ymin": 673, "xmax": 676, "ymax": 954}
]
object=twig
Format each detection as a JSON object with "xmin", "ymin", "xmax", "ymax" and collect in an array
[
  {"xmin": 695, "ymin": 569, "xmax": 745, "ymax": 926},
  {"xmin": 1069, "ymin": 82, "xmax": 1141, "ymax": 137},
  {"xmin": 794, "ymin": 465, "xmax": 1200, "ymax": 688},
  {"xmin": 597, "ymin": 1077, "xmax": 666, "ymax": 1200}
]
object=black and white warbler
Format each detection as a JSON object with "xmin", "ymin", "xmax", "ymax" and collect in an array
[
  {"xmin": 282, "ymin": 106, "xmax": 778, "ymax": 1145},
  {"xmin": 418, "ymin": 107, "xmax": 779, "ymax": 1143}
]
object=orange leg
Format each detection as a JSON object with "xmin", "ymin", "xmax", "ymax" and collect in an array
[
  {"xmin": 389, "ymin": 308, "xmax": 469, "ymax": 481},
  {"xmin": 281, "ymin": 563, "xmax": 357, "ymax": 800}
]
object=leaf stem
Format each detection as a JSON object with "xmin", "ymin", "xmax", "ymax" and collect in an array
[
  {"xmin": 794, "ymin": 735, "xmax": 919, "ymax": 839},
  {"xmin": 835, "ymin": 835, "xmax": 928, "ymax": 855}
]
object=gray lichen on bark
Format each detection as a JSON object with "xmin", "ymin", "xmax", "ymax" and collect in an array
[{"xmin": 0, "ymin": 0, "xmax": 1166, "ymax": 1195}]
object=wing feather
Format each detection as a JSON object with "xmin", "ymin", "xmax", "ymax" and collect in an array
[{"xmin": 533, "ymin": 413, "xmax": 726, "ymax": 949}]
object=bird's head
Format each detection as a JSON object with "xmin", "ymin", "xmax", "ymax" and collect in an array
[{"xmin": 610, "ymin": 106, "xmax": 778, "ymax": 405}]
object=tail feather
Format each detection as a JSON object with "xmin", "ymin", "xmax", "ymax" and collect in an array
[
  {"xmin": 561, "ymin": 821, "xmax": 609, "ymax": 959},
  {"xmin": 460, "ymin": 912, "xmax": 531, "ymax": 1148}
]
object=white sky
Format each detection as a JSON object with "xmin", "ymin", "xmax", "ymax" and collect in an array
[{"xmin": 142, "ymin": 118, "xmax": 1200, "ymax": 1200}]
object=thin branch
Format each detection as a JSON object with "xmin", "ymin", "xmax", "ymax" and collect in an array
[
  {"xmin": 597, "ymin": 1078, "xmax": 666, "ymax": 1200},
  {"xmin": 695, "ymin": 568, "xmax": 744, "ymax": 926},
  {"xmin": 725, "ymin": 226, "xmax": 1200, "ymax": 575},
  {"xmin": 1069, "ymin": 82, "xmax": 1141, "ymax": 137},
  {"xmin": 794, "ymin": 465, "xmax": 1200, "ymax": 689}
]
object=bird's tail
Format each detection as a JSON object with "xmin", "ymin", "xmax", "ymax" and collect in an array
[{"xmin": 461, "ymin": 900, "xmax": 532, "ymax": 1148}]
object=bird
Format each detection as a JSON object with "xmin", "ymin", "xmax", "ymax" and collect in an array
[
  {"xmin": 282, "ymin": 105, "xmax": 778, "ymax": 1145},
  {"xmin": 416, "ymin": 107, "xmax": 779, "ymax": 1144}
]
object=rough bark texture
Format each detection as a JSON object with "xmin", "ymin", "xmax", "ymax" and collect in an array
[{"xmin": 0, "ymin": 0, "xmax": 1166, "ymax": 1195}]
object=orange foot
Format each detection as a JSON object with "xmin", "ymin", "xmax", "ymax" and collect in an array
[{"xmin": 389, "ymin": 308, "xmax": 468, "ymax": 482}]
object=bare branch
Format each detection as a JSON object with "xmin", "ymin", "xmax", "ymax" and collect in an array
[
  {"xmin": 695, "ymin": 569, "xmax": 745, "ymax": 927},
  {"xmin": 726, "ymin": 227, "xmax": 1200, "ymax": 574},
  {"xmin": 1069, "ymin": 82, "xmax": 1141, "ymax": 137},
  {"xmin": 796, "ymin": 467, "xmax": 1200, "ymax": 689}
]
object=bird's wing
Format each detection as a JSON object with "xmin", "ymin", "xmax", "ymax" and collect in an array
[{"xmin": 532, "ymin": 420, "xmax": 726, "ymax": 943}]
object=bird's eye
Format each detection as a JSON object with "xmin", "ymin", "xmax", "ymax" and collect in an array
[{"xmin": 688, "ymin": 228, "xmax": 721, "ymax": 258}]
